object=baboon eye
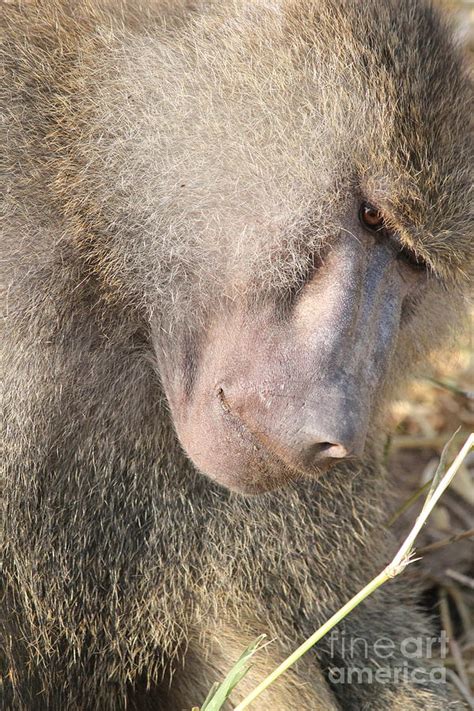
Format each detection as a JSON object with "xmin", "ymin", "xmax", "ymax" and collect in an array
[
  {"xmin": 359, "ymin": 202, "xmax": 427, "ymax": 273},
  {"xmin": 359, "ymin": 202, "xmax": 385, "ymax": 231}
]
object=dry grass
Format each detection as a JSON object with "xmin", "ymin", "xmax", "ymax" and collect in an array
[{"xmin": 386, "ymin": 318, "xmax": 473, "ymax": 697}]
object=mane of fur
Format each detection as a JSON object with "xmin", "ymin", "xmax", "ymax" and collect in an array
[{"xmin": 1, "ymin": 2, "xmax": 472, "ymax": 709}]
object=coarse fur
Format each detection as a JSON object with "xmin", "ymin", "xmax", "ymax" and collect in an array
[{"xmin": 1, "ymin": 1, "xmax": 472, "ymax": 709}]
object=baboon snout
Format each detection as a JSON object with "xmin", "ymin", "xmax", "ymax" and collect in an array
[
  {"xmin": 164, "ymin": 236, "xmax": 410, "ymax": 492},
  {"xmin": 217, "ymin": 383, "xmax": 366, "ymax": 474}
]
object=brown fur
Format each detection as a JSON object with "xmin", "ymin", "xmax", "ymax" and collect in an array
[{"xmin": 1, "ymin": 1, "xmax": 472, "ymax": 709}]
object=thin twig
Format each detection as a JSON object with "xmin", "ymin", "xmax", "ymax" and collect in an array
[
  {"xmin": 415, "ymin": 528, "xmax": 474, "ymax": 555},
  {"xmin": 444, "ymin": 583, "xmax": 472, "ymax": 634},
  {"xmin": 386, "ymin": 478, "xmax": 433, "ymax": 527},
  {"xmin": 391, "ymin": 433, "xmax": 468, "ymax": 450},
  {"xmin": 445, "ymin": 669, "xmax": 474, "ymax": 711},
  {"xmin": 439, "ymin": 589, "xmax": 471, "ymax": 693},
  {"xmin": 445, "ymin": 569, "xmax": 474, "ymax": 590}
]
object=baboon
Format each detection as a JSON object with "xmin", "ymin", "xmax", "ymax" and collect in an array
[{"xmin": 1, "ymin": 0, "xmax": 472, "ymax": 709}]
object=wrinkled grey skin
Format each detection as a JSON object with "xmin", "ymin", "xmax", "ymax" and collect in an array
[{"xmin": 1, "ymin": 0, "xmax": 472, "ymax": 709}]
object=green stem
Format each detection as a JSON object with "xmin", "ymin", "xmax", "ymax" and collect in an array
[{"xmin": 233, "ymin": 568, "xmax": 390, "ymax": 711}]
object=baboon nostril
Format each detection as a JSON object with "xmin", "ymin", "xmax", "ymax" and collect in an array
[
  {"xmin": 214, "ymin": 385, "xmax": 359, "ymax": 467},
  {"xmin": 216, "ymin": 386, "xmax": 231, "ymax": 413},
  {"xmin": 308, "ymin": 441, "xmax": 349, "ymax": 461}
]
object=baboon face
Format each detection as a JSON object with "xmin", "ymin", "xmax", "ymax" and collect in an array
[
  {"xmin": 158, "ymin": 208, "xmax": 427, "ymax": 494},
  {"xmin": 81, "ymin": 2, "xmax": 471, "ymax": 493}
]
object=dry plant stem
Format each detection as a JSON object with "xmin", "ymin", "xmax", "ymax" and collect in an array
[
  {"xmin": 233, "ymin": 433, "xmax": 473, "ymax": 711},
  {"xmin": 390, "ymin": 433, "xmax": 473, "ymax": 571},
  {"xmin": 391, "ymin": 433, "xmax": 467, "ymax": 450},
  {"xmin": 445, "ymin": 669, "xmax": 474, "ymax": 711},
  {"xmin": 387, "ymin": 426, "xmax": 460, "ymax": 527},
  {"xmin": 386, "ymin": 478, "xmax": 433, "ymax": 527},
  {"xmin": 445, "ymin": 569, "xmax": 474, "ymax": 590},
  {"xmin": 439, "ymin": 589, "xmax": 471, "ymax": 694},
  {"xmin": 415, "ymin": 528, "xmax": 474, "ymax": 556},
  {"xmin": 443, "ymin": 583, "xmax": 472, "ymax": 634}
]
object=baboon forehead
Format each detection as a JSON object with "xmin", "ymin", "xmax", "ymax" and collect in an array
[
  {"xmin": 46, "ymin": 0, "xmax": 470, "ymax": 289},
  {"xmin": 9, "ymin": 0, "xmax": 470, "ymax": 185}
]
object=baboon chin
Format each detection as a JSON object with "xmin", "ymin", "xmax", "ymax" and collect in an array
[{"xmin": 2, "ymin": 0, "xmax": 472, "ymax": 709}]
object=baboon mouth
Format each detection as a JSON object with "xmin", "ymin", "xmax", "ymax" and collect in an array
[{"xmin": 180, "ymin": 388, "xmax": 348, "ymax": 495}]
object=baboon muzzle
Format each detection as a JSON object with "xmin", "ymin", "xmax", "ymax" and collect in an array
[{"xmin": 168, "ymin": 236, "xmax": 408, "ymax": 492}]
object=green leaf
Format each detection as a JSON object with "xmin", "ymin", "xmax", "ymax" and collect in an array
[{"xmin": 200, "ymin": 635, "xmax": 267, "ymax": 711}]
